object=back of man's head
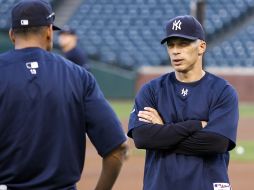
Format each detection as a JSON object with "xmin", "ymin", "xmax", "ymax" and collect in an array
[
  {"xmin": 9, "ymin": 0, "xmax": 61, "ymax": 50},
  {"xmin": 11, "ymin": 0, "xmax": 60, "ymax": 31}
]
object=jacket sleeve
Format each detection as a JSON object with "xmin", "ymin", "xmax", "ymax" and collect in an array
[
  {"xmin": 173, "ymin": 131, "xmax": 230, "ymax": 156},
  {"xmin": 132, "ymin": 120, "xmax": 202, "ymax": 149}
]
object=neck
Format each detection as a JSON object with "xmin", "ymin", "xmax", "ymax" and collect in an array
[
  {"xmin": 14, "ymin": 38, "xmax": 47, "ymax": 50},
  {"xmin": 175, "ymin": 64, "xmax": 205, "ymax": 83}
]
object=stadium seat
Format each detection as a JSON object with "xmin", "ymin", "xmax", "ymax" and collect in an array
[{"xmin": 1, "ymin": 0, "xmax": 254, "ymax": 68}]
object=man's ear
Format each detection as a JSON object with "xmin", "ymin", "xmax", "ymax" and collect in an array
[
  {"xmin": 9, "ymin": 29, "xmax": 15, "ymax": 44},
  {"xmin": 46, "ymin": 25, "xmax": 53, "ymax": 41},
  {"xmin": 198, "ymin": 40, "xmax": 206, "ymax": 55}
]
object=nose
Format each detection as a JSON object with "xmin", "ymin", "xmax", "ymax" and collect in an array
[{"xmin": 169, "ymin": 46, "xmax": 180, "ymax": 55}]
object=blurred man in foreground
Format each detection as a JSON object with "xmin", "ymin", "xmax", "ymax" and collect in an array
[{"xmin": 0, "ymin": 0, "xmax": 128, "ymax": 189}]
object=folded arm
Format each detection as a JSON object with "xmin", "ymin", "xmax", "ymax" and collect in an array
[
  {"xmin": 131, "ymin": 107, "xmax": 204, "ymax": 150},
  {"xmin": 132, "ymin": 120, "xmax": 203, "ymax": 149},
  {"xmin": 173, "ymin": 131, "xmax": 230, "ymax": 156},
  {"xmin": 133, "ymin": 107, "xmax": 229, "ymax": 155}
]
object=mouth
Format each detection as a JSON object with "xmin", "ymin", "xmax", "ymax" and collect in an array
[{"xmin": 172, "ymin": 59, "xmax": 184, "ymax": 65}]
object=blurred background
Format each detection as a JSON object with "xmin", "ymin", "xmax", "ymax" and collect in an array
[{"xmin": 0, "ymin": 0, "xmax": 254, "ymax": 189}]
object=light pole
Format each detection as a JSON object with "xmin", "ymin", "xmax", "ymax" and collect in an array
[{"xmin": 190, "ymin": 0, "xmax": 205, "ymax": 27}]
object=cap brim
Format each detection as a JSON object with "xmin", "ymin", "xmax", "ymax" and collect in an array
[
  {"xmin": 59, "ymin": 30, "xmax": 76, "ymax": 35},
  {"xmin": 53, "ymin": 25, "xmax": 61, "ymax": 31},
  {"xmin": 161, "ymin": 34, "xmax": 197, "ymax": 44}
]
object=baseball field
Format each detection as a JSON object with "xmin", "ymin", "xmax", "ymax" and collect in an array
[{"xmin": 77, "ymin": 100, "xmax": 254, "ymax": 190}]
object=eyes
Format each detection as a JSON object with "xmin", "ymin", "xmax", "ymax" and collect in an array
[{"xmin": 167, "ymin": 40, "xmax": 193, "ymax": 48}]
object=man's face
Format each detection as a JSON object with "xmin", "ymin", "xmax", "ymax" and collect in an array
[
  {"xmin": 58, "ymin": 33, "xmax": 76, "ymax": 48},
  {"xmin": 166, "ymin": 37, "xmax": 205, "ymax": 73}
]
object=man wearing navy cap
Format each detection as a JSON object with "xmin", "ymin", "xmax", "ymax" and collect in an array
[
  {"xmin": 58, "ymin": 26, "xmax": 89, "ymax": 70},
  {"xmin": 0, "ymin": 0, "xmax": 128, "ymax": 189},
  {"xmin": 128, "ymin": 15, "xmax": 239, "ymax": 190}
]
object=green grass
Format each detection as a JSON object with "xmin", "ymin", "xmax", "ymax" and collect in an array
[
  {"xmin": 109, "ymin": 100, "xmax": 133, "ymax": 120},
  {"xmin": 230, "ymin": 141, "xmax": 254, "ymax": 161},
  {"xmin": 239, "ymin": 103, "xmax": 254, "ymax": 118}
]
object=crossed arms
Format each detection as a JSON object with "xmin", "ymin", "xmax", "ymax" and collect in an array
[{"xmin": 131, "ymin": 107, "xmax": 230, "ymax": 156}]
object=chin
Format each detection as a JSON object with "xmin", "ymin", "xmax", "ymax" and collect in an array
[
  {"xmin": 173, "ymin": 65, "xmax": 186, "ymax": 72},
  {"xmin": 175, "ymin": 67, "xmax": 191, "ymax": 74}
]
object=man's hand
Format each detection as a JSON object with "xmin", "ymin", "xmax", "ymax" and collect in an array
[{"xmin": 138, "ymin": 107, "xmax": 164, "ymax": 125}]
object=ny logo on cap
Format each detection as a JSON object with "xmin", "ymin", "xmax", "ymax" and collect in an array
[{"xmin": 172, "ymin": 20, "xmax": 181, "ymax": 30}]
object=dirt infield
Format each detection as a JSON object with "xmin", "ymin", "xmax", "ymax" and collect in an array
[{"xmin": 77, "ymin": 117, "xmax": 254, "ymax": 190}]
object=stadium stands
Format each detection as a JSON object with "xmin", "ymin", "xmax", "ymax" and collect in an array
[
  {"xmin": 0, "ymin": 0, "xmax": 17, "ymax": 28},
  {"xmin": 1, "ymin": 0, "xmax": 254, "ymax": 68},
  {"xmin": 205, "ymin": 21, "xmax": 254, "ymax": 67},
  {"xmin": 69, "ymin": 0, "xmax": 190, "ymax": 68},
  {"xmin": 67, "ymin": 0, "xmax": 254, "ymax": 69}
]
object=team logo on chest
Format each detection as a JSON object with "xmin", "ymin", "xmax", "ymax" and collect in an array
[{"xmin": 181, "ymin": 88, "xmax": 188, "ymax": 97}]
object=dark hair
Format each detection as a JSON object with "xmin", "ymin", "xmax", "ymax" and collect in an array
[{"xmin": 12, "ymin": 26, "xmax": 48, "ymax": 36}]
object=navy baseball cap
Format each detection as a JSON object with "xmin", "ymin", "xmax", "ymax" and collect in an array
[
  {"xmin": 59, "ymin": 26, "xmax": 76, "ymax": 35},
  {"xmin": 161, "ymin": 15, "xmax": 205, "ymax": 44},
  {"xmin": 11, "ymin": 0, "xmax": 61, "ymax": 30}
]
